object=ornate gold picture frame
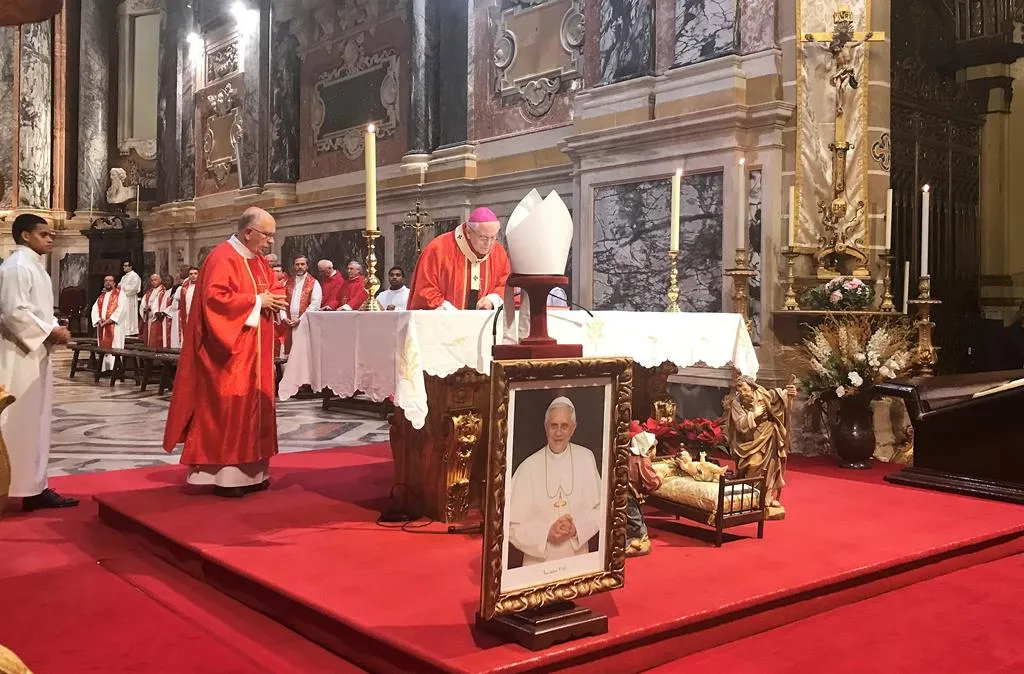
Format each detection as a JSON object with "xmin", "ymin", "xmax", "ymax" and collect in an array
[{"xmin": 479, "ymin": 357, "xmax": 632, "ymax": 621}]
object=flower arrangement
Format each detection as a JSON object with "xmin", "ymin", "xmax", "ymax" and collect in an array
[
  {"xmin": 803, "ymin": 276, "xmax": 875, "ymax": 311},
  {"xmin": 678, "ymin": 417, "xmax": 728, "ymax": 457},
  {"xmin": 790, "ymin": 315, "xmax": 915, "ymax": 405}
]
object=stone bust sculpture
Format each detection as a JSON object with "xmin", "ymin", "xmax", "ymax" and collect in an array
[{"xmin": 106, "ymin": 167, "xmax": 137, "ymax": 207}]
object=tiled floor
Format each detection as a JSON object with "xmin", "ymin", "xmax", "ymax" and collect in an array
[{"xmin": 46, "ymin": 351, "xmax": 390, "ymax": 477}]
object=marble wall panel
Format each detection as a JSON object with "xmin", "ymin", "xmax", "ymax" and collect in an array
[
  {"xmin": 195, "ymin": 72, "xmax": 244, "ymax": 198},
  {"xmin": 300, "ymin": 17, "xmax": 411, "ymax": 181},
  {"xmin": 0, "ymin": 28, "xmax": 14, "ymax": 208},
  {"xmin": 19, "ymin": 20, "xmax": 53, "ymax": 210},
  {"xmin": 197, "ymin": 245, "xmax": 216, "ymax": 266},
  {"xmin": 739, "ymin": 0, "xmax": 775, "ymax": 54},
  {"xmin": 269, "ymin": 19, "xmax": 300, "ymax": 184},
  {"xmin": 60, "ymin": 253, "xmax": 89, "ymax": 290},
  {"xmin": 157, "ymin": 249, "xmax": 169, "ymax": 277},
  {"xmin": 393, "ymin": 216, "xmax": 459, "ymax": 280},
  {"xmin": 597, "ymin": 0, "xmax": 654, "ymax": 85},
  {"xmin": 78, "ymin": 0, "xmax": 111, "ymax": 211},
  {"xmin": 748, "ymin": 169, "xmax": 762, "ymax": 344},
  {"xmin": 797, "ymin": 0, "xmax": 867, "ymax": 248},
  {"xmin": 593, "ymin": 173, "xmax": 723, "ymax": 312},
  {"xmin": 143, "ymin": 251, "xmax": 156, "ymax": 281},
  {"xmin": 240, "ymin": 32, "xmax": 261, "ymax": 188},
  {"xmin": 674, "ymin": 0, "xmax": 738, "ymax": 67},
  {"xmin": 281, "ymin": 231, "xmax": 385, "ymax": 278}
]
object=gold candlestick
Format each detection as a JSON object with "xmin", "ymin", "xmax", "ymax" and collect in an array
[
  {"xmin": 361, "ymin": 229, "xmax": 382, "ymax": 311},
  {"xmin": 878, "ymin": 251, "xmax": 895, "ymax": 312},
  {"xmin": 724, "ymin": 248, "xmax": 757, "ymax": 334},
  {"xmin": 782, "ymin": 248, "xmax": 800, "ymax": 310},
  {"xmin": 666, "ymin": 250, "xmax": 680, "ymax": 312},
  {"xmin": 907, "ymin": 275, "xmax": 941, "ymax": 375}
]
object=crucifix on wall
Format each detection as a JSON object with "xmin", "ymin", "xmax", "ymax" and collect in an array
[{"xmin": 801, "ymin": 4, "xmax": 885, "ymax": 278}]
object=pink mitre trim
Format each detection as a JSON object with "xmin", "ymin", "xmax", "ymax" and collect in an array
[{"xmin": 467, "ymin": 207, "xmax": 498, "ymax": 225}]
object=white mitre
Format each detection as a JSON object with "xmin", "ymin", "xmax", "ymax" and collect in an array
[{"xmin": 505, "ymin": 189, "xmax": 573, "ymax": 275}]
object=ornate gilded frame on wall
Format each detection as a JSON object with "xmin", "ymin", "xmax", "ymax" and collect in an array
[
  {"xmin": 479, "ymin": 357, "xmax": 631, "ymax": 621},
  {"xmin": 491, "ymin": 0, "xmax": 585, "ymax": 117},
  {"xmin": 312, "ymin": 39, "xmax": 400, "ymax": 158},
  {"xmin": 203, "ymin": 82, "xmax": 243, "ymax": 185}
]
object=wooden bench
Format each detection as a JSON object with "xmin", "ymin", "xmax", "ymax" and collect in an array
[{"xmin": 68, "ymin": 341, "xmax": 104, "ymax": 380}]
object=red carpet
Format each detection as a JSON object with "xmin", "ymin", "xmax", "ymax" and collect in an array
[
  {"xmin": 0, "ymin": 479, "xmax": 364, "ymax": 674},
  {"xmin": 91, "ymin": 446, "xmax": 1024, "ymax": 674},
  {"xmin": 649, "ymin": 552, "xmax": 1024, "ymax": 673}
]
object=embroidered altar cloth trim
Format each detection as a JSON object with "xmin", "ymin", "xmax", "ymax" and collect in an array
[{"xmin": 279, "ymin": 310, "xmax": 758, "ymax": 430}]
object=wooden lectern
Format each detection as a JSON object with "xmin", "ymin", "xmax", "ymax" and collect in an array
[
  {"xmin": 877, "ymin": 370, "xmax": 1024, "ymax": 504},
  {"xmin": 492, "ymin": 274, "xmax": 582, "ymax": 360}
]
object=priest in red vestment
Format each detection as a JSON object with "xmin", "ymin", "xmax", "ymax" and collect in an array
[
  {"xmin": 337, "ymin": 260, "xmax": 369, "ymax": 311},
  {"xmin": 163, "ymin": 207, "xmax": 288, "ymax": 497},
  {"xmin": 318, "ymin": 259, "xmax": 345, "ymax": 310},
  {"xmin": 407, "ymin": 207, "xmax": 511, "ymax": 310}
]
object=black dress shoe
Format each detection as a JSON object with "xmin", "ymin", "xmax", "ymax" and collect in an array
[
  {"xmin": 245, "ymin": 479, "xmax": 270, "ymax": 494},
  {"xmin": 213, "ymin": 486, "xmax": 248, "ymax": 498},
  {"xmin": 23, "ymin": 488, "xmax": 80, "ymax": 512}
]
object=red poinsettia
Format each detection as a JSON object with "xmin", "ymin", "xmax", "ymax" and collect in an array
[{"xmin": 678, "ymin": 417, "xmax": 726, "ymax": 456}]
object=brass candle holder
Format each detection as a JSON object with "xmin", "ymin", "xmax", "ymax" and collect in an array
[
  {"xmin": 361, "ymin": 229, "xmax": 383, "ymax": 311},
  {"xmin": 782, "ymin": 247, "xmax": 800, "ymax": 310},
  {"xmin": 666, "ymin": 249, "xmax": 681, "ymax": 312},
  {"xmin": 907, "ymin": 275, "xmax": 941, "ymax": 375},
  {"xmin": 724, "ymin": 247, "xmax": 757, "ymax": 334},
  {"xmin": 878, "ymin": 251, "xmax": 895, "ymax": 312}
]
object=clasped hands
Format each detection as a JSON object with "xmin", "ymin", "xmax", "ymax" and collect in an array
[
  {"xmin": 546, "ymin": 514, "xmax": 578, "ymax": 545},
  {"xmin": 47, "ymin": 326, "xmax": 71, "ymax": 345},
  {"xmin": 259, "ymin": 290, "xmax": 288, "ymax": 314}
]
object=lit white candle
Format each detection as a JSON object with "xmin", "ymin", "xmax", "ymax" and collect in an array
[
  {"xmin": 670, "ymin": 167, "xmax": 682, "ymax": 252},
  {"xmin": 737, "ymin": 158, "xmax": 747, "ymax": 249},
  {"xmin": 884, "ymin": 188, "xmax": 893, "ymax": 250},
  {"xmin": 135, "ymin": 186, "xmax": 140, "ymax": 218},
  {"xmin": 902, "ymin": 261, "xmax": 910, "ymax": 312},
  {"xmin": 89, "ymin": 187, "xmax": 94, "ymax": 215},
  {"xmin": 788, "ymin": 185, "xmax": 796, "ymax": 249},
  {"xmin": 364, "ymin": 124, "xmax": 377, "ymax": 232},
  {"xmin": 920, "ymin": 184, "xmax": 930, "ymax": 277}
]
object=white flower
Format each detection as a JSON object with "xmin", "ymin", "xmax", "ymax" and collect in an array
[
  {"xmin": 830, "ymin": 290, "xmax": 843, "ymax": 304},
  {"xmin": 879, "ymin": 366, "xmax": 894, "ymax": 378},
  {"xmin": 835, "ymin": 385, "xmax": 847, "ymax": 398},
  {"xmin": 848, "ymin": 371, "xmax": 863, "ymax": 387},
  {"xmin": 854, "ymin": 353, "xmax": 867, "ymax": 363}
]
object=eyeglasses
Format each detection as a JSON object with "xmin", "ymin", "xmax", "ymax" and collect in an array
[{"xmin": 247, "ymin": 226, "xmax": 276, "ymax": 239}]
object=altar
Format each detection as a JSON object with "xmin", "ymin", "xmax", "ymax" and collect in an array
[{"xmin": 280, "ymin": 310, "xmax": 758, "ymax": 523}]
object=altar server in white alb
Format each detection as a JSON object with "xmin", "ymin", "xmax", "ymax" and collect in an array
[
  {"xmin": 91, "ymin": 274, "xmax": 127, "ymax": 372},
  {"xmin": 376, "ymin": 266, "xmax": 410, "ymax": 311},
  {"xmin": 0, "ymin": 214, "xmax": 79, "ymax": 511},
  {"xmin": 508, "ymin": 397, "xmax": 603, "ymax": 565},
  {"xmin": 118, "ymin": 260, "xmax": 142, "ymax": 336}
]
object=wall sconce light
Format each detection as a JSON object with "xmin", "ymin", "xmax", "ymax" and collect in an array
[
  {"xmin": 186, "ymin": 31, "xmax": 203, "ymax": 62},
  {"xmin": 231, "ymin": 1, "xmax": 259, "ymax": 35}
]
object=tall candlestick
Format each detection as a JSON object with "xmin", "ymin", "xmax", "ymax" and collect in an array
[
  {"xmin": 788, "ymin": 185, "xmax": 796, "ymax": 248},
  {"xmin": 89, "ymin": 188, "xmax": 94, "ymax": 215},
  {"xmin": 364, "ymin": 124, "xmax": 377, "ymax": 232},
  {"xmin": 135, "ymin": 186, "xmax": 140, "ymax": 218},
  {"xmin": 670, "ymin": 167, "xmax": 682, "ymax": 252},
  {"xmin": 737, "ymin": 158, "xmax": 747, "ymax": 249},
  {"xmin": 920, "ymin": 184, "xmax": 930, "ymax": 277},
  {"xmin": 902, "ymin": 261, "xmax": 910, "ymax": 313},
  {"xmin": 884, "ymin": 188, "xmax": 893, "ymax": 250}
]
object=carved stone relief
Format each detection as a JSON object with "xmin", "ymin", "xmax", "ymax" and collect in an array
[
  {"xmin": 491, "ymin": 0, "xmax": 585, "ymax": 118},
  {"xmin": 206, "ymin": 41, "xmax": 239, "ymax": 85},
  {"xmin": 203, "ymin": 83, "xmax": 243, "ymax": 185},
  {"xmin": 273, "ymin": 0, "xmax": 408, "ymax": 56},
  {"xmin": 870, "ymin": 131, "xmax": 891, "ymax": 172},
  {"xmin": 312, "ymin": 38, "xmax": 400, "ymax": 157}
]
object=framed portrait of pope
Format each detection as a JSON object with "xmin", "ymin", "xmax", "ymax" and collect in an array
[{"xmin": 478, "ymin": 357, "xmax": 631, "ymax": 621}]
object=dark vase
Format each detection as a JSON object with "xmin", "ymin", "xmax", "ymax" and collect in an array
[{"xmin": 831, "ymin": 395, "xmax": 876, "ymax": 469}]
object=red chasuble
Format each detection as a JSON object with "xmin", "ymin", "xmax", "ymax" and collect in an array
[
  {"xmin": 162, "ymin": 240, "xmax": 284, "ymax": 466},
  {"xmin": 338, "ymin": 275, "xmax": 368, "ymax": 310},
  {"xmin": 93, "ymin": 288, "xmax": 121, "ymax": 348},
  {"xmin": 177, "ymin": 279, "xmax": 193, "ymax": 344},
  {"xmin": 321, "ymin": 271, "xmax": 345, "ymax": 310},
  {"xmin": 408, "ymin": 225, "xmax": 511, "ymax": 310}
]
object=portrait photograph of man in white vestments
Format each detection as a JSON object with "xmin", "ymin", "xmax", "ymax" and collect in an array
[
  {"xmin": 501, "ymin": 385, "xmax": 611, "ymax": 592},
  {"xmin": 0, "ymin": 214, "xmax": 79, "ymax": 511}
]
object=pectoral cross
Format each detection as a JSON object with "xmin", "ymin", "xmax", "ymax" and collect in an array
[{"xmin": 553, "ymin": 487, "xmax": 567, "ymax": 511}]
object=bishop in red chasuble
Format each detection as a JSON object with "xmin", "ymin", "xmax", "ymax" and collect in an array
[
  {"xmin": 163, "ymin": 208, "xmax": 288, "ymax": 497},
  {"xmin": 408, "ymin": 207, "xmax": 511, "ymax": 310}
]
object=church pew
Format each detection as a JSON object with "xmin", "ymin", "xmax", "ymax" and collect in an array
[{"xmin": 67, "ymin": 341, "xmax": 102, "ymax": 380}]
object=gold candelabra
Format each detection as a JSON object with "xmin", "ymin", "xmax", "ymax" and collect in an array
[
  {"xmin": 907, "ymin": 275, "xmax": 940, "ymax": 375},
  {"xmin": 782, "ymin": 248, "xmax": 800, "ymax": 310},
  {"xmin": 878, "ymin": 251, "xmax": 895, "ymax": 312},
  {"xmin": 361, "ymin": 229, "xmax": 382, "ymax": 311},
  {"xmin": 666, "ymin": 250, "xmax": 680, "ymax": 312},
  {"xmin": 724, "ymin": 248, "xmax": 757, "ymax": 334}
]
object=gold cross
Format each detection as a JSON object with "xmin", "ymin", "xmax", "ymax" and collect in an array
[
  {"xmin": 553, "ymin": 487, "xmax": 567, "ymax": 510},
  {"xmin": 397, "ymin": 191, "xmax": 433, "ymax": 254}
]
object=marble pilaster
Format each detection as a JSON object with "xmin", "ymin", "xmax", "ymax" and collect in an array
[
  {"xmin": 178, "ymin": 8, "xmax": 196, "ymax": 202},
  {"xmin": 0, "ymin": 28, "xmax": 14, "ymax": 208},
  {"xmin": 268, "ymin": 17, "xmax": 299, "ymax": 184},
  {"xmin": 78, "ymin": 0, "xmax": 112, "ymax": 212},
  {"xmin": 239, "ymin": 9, "xmax": 267, "ymax": 189},
  {"xmin": 598, "ymin": 0, "xmax": 654, "ymax": 85},
  {"xmin": 437, "ymin": 1, "xmax": 468, "ymax": 147},
  {"xmin": 156, "ymin": 0, "xmax": 184, "ymax": 204},
  {"xmin": 408, "ymin": 0, "xmax": 431, "ymax": 155},
  {"xmin": 19, "ymin": 20, "xmax": 53, "ymax": 210},
  {"xmin": 739, "ymin": 0, "xmax": 776, "ymax": 55}
]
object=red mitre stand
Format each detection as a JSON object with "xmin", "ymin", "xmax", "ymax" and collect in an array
[{"xmin": 492, "ymin": 273, "xmax": 583, "ymax": 360}]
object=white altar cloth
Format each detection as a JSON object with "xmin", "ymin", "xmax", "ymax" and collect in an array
[{"xmin": 279, "ymin": 310, "xmax": 758, "ymax": 430}]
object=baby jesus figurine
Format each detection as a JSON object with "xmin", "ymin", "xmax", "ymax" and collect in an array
[{"xmin": 675, "ymin": 450, "xmax": 727, "ymax": 482}]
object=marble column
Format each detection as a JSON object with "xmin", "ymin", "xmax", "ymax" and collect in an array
[
  {"xmin": 268, "ymin": 16, "xmax": 299, "ymax": 184},
  {"xmin": 156, "ymin": 0, "xmax": 184, "ymax": 204},
  {"xmin": 437, "ymin": 0, "xmax": 468, "ymax": 148},
  {"xmin": 19, "ymin": 20, "xmax": 53, "ymax": 210},
  {"xmin": 239, "ymin": 0, "xmax": 269, "ymax": 189},
  {"xmin": 78, "ymin": 0, "xmax": 112, "ymax": 213},
  {"xmin": 408, "ymin": 0, "xmax": 434, "ymax": 154},
  {"xmin": 178, "ymin": 8, "xmax": 196, "ymax": 201},
  {"xmin": 0, "ymin": 28, "xmax": 15, "ymax": 209}
]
